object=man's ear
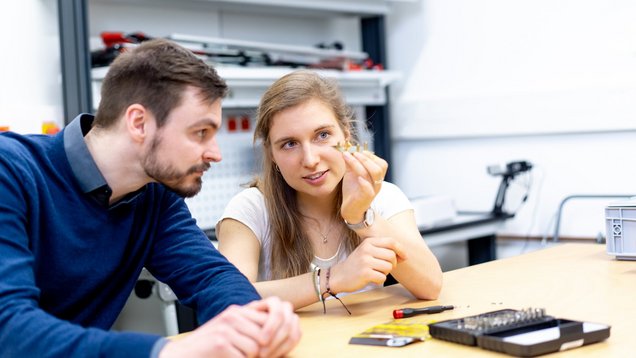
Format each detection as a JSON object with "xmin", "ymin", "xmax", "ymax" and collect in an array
[{"xmin": 124, "ymin": 104, "xmax": 149, "ymax": 143}]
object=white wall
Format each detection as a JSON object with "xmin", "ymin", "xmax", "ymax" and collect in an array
[
  {"xmin": 0, "ymin": 0, "xmax": 63, "ymax": 134},
  {"xmin": 386, "ymin": 0, "xmax": 636, "ymax": 239}
]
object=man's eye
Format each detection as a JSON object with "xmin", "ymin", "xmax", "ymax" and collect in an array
[{"xmin": 197, "ymin": 129, "xmax": 208, "ymax": 138}]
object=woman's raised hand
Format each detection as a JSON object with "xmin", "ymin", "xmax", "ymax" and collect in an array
[{"xmin": 340, "ymin": 150, "xmax": 388, "ymax": 225}]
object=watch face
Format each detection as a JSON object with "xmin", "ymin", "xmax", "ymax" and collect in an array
[
  {"xmin": 364, "ymin": 208, "xmax": 375, "ymax": 226},
  {"xmin": 345, "ymin": 208, "xmax": 374, "ymax": 230}
]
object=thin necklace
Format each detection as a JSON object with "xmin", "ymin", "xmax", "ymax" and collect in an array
[{"xmin": 314, "ymin": 219, "xmax": 335, "ymax": 244}]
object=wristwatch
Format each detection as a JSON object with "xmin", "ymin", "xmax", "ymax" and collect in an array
[{"xmin": 344, "ymin": 208, "xmax": 375, "ymax": 230}]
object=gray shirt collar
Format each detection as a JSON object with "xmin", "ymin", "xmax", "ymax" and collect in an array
[
  {"xmin": 63, "ymin": 114, "xmax": 147, "ymax": 208},
  {"xmin": 63, "ymin": 114, "xmax": 112, "ymax": 204}
]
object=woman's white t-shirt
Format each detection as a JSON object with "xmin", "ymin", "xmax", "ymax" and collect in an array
[{"xmin": 217, "ymin": 181, "xmax": 413, "ymax": 284}]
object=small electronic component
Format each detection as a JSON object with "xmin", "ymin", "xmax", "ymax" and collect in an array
[{"xmin": 333, "ymin": 140, "xmax": 369, "ymax": 153}]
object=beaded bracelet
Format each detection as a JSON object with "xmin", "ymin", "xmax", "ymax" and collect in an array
[{"xmin": 320, "ymin": 267, "xmax": 351, "ymax": 315}]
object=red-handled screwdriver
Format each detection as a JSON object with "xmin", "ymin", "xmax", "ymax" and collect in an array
[{"xmin": 393, "ymin": 305, "xmax": 454, "ymax": 319}]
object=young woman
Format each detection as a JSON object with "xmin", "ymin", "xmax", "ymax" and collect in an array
[{"xmin": 217, "ymin": 70, "xmax": 442, "ymax": 311}]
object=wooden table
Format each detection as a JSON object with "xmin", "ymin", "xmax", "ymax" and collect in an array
[{"xmin": 292, "ymin": 243, "xmax": 632, "ymax": 357}]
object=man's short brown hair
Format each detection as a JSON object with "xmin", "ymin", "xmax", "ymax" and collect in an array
[{"xmin": 94, "ymin": 39, "xmax": 228, "ymax": 128}]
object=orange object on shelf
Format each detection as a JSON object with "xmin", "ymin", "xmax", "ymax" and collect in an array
[{"xmin": 42, "ymin": 121, "xmax": 60, "ymax": 135}]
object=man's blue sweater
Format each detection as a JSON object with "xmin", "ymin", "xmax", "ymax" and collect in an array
[{"xmin": 0, "ymin": 116, "xmax": 260, "ymax": 357}]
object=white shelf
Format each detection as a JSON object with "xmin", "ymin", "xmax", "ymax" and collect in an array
[
  {"xmin": 92, "ymin": 0, "xmax": 395, "ymax": 16},
  {"xmin": 92, "ymin": 66, "xmax": 400, "ymax": 109},
  {"xmin": 201, "ymin": 0, "xmax": 392, "ymax": 15}
]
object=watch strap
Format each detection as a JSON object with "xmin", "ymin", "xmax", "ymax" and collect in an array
[{"xmin": 344, "ymin": 208, "xmax": 374, "ymax": 230}]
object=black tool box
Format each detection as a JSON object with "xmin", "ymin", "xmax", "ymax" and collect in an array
[{"xmin": 429, "ymin": 308, "xmax": 610, "ymax": 357}]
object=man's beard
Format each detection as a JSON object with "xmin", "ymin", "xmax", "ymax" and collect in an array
[{"xmin": 142, "ymin": 136, "xmax": 210, "ymax": 198}]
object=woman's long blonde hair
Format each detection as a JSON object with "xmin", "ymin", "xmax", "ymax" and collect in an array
[{"xmin": 253, "ymin": 70, "xmax": 362, "ymax": 279}]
